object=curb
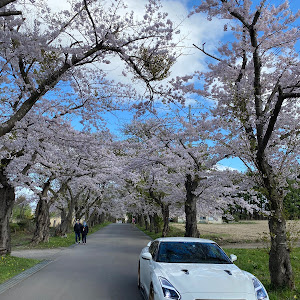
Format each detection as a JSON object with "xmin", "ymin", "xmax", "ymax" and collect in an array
[{"xmin": 0, "ymin": 260, "xmax": 52, "ymax": 295}]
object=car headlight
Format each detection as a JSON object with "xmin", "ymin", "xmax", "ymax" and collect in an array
[
  {"xmin": 158, "ymin": 277, "xmax": 181, "ymax": 299},
  {"xmin": 252, "ymin": 277, "xmax": 269, "ymax": 300}
]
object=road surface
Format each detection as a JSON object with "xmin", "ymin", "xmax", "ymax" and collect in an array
[{"xmin": 2, "ymin": 223, "xmax": 151, "ymax": 300}]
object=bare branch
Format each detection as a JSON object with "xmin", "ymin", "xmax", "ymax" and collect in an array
[
  {"xmin": 0, "ymin": 10, "xmax": 21, "ymax": 16},
  {"xmin": 193, "ymin": 43, "xmax": 233, "ymax": 68},
  {"xmin": 83, "ymin": 0, "xmax": 98, "ymax": 45}
]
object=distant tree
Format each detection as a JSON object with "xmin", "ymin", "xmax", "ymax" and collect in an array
[
  {"xmin": 123, "ymin": 117, "xmax": 258, "ymax": 237},
  {"xmin": 284, "ymin": 180, "xmax": 300, "ymax": 220},
  {"xmin": 12, "ymin": 196, "xmax": 32, "ymax": 220}
]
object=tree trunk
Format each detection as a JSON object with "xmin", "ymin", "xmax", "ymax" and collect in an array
[
  {"xmin": 269, "ymin": 214, "xmax": 294, "ymax": 288},
  {"xmin": 56, "ymin": 208, "xmax": 72, "ymax": 236},
  {"xmin": 184, "ymin": 174, "xmax": 200, "ymax": 237},
  {"xmin": 55, "ymin": 208, "xmax": 66, "ymax": 236},
  {"xmin": 153, "ymin": 213, "xmax": 160, "ymax": 234},
  {"xmin": 31, "ymin": 198, "xmax": 50, "ymax": 244},
  {"xmin": 85, "ymin": 205, "xmax": 90, "ymax": 223},
  {"xmin": 138, "ymin": 214, "xmax": 145, "ymax": 227},
  {"xmin": 87, "ymin": 210, "xmax": 96, "ymax": 227},
  {"xmin": 258, "ymin": 156, "xmax": 294, "ymax": 289},
  {"xmin": 144, "ymin": 215, "xmax": 149, "ymax": 230},
  {"xmin": 99, "ymin": 212, "xmax": 105, "ymax": 224},
  {"xmin": 161, "ymin": 203, "xmax": 170, "ymax": 237},
  {"xmin": 0, "ymin": 163, "xmax": 15, "ymax": 255},
  {"xmin": 31, "ymin": 176, "xmax": 54, "ymax": 245},
  {"xmin": 149, "ymin": 215, "xmax": 154, "ymax": 232}
]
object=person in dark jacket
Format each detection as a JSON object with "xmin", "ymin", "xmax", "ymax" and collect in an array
[
  {"xmin": 74, "ymin": 219, "xmax": 83, "ymax": 244},
  {"xmin": 81, "ymin": 221, "xmax": 89, "ymax": 244}
]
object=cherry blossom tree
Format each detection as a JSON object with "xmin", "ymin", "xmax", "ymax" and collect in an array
[
  {"xmin": 0, "ymin": 0, "xmax": 178, "ymax": 254},
  {"xmin": 189, "ymin": 0, "xmax": 300, "ymax": 289},
  {"xmin": 123, "ymin": 116, "xmax": 249, "ymax": 237},
  {"xmin": 0, "ymin": 0, "xmax": 177, "ymax": 137},
  {"xmin": 29, "ymin": 125, "xmax": 119, "ymax": 244}
]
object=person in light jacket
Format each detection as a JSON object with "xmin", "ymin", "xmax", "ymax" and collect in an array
[{"xmin": 81, "ymin": 221, "xmax": 89, "ymax": 244}]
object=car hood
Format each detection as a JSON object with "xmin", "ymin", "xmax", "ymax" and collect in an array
[{"xmin": 155, "ymin": 262, "xmax": 254, "ymax": 294}]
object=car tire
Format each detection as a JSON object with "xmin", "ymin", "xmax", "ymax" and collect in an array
[
  {"xmin": 149, "ymin": 284, "xmax": 154, "ymax": 300},
  {"xmin": 138, "ymin": 262, "xmax": 141, "ymax": 289}
]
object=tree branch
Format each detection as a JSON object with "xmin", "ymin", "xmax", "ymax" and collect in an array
[
  {"xmin": 193, "ymin": 43, "xmax": 233, "ymax": 68},
  {"xmin": 0, "ymin": 10, "xmax": 21, "ymax": 16},
  {"xmin": 0, "ymin": 42, "xmax": 123, "ymax": 137},
  {"xmin": 83, "ymin": 0, "xmax": 98, "ymax": 45},
  {"xmin": 258, "ymin": 86, "xmax": 285, "ymax": 156}
]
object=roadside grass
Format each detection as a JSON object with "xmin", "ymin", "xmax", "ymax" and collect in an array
[
  {"xmin": 0, "ymin": 256, "xmax": 40, "ymax": 284},
  {"xmin": 12, "ymin": 222, "xmax": 110, "ymax": 250},
  {"xmin": 138, "ymin": 224, "xmax": 300, "ymax": 300},
  {"xmin": 136, "ymin": 224, "xmax": 185, "ymax": 240},
  {"xmin": 223, "ymin": 248, "xmax": 300, "ymax": 300}
]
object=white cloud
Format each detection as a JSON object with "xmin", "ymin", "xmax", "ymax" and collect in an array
[
  {"xmin": 215, "ymin": 164, "xmax": 239, "ymax": 172},
  {"xmin": 46, "ymin": 0, "xmax": 71, "ymax": 12},
  {"xmin": 123, "ymin": 0, "xmax": 227, "ymax": 78},
  {"xmin": 37, "ymin": 0, "xmax": 226, "ymax": 88}
]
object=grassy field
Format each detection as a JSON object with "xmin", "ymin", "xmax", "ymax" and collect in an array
[
  {"xmin": 0, "ymin": 222, "xmax": 110, "ymax": 285},
  {"xmin": 172, "ymin": 220, "xmax": 300, "ymax": 246},
  {"xmin": 137, "ymin": 223, "xmax": 300, "ymax": 300}
]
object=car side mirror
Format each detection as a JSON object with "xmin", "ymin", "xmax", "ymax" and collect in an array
[
  {"xmin": 141, "ymin": 252, "xmax": 152, "ymax": 260},
  {"xmin": 230, "ymin": 254, "xmax": 237, "ymax": 262},
  {"xmin": 147, "ymin": 241, "xmax": 152, "ymax": 247}
]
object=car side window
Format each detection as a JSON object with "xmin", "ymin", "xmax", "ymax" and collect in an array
[{"xmin": 149, "ymin": 241, "xmax": 159, "ymax": 260}]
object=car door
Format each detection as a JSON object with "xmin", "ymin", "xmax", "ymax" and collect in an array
[{"xmin": 141, "ymin": 241, "xmax": 159, "ymax": 296}]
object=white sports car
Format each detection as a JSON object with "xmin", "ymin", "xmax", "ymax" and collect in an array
[{"xmin": 138, "ymin": 237, "xmax": 269, "ymax": 300}]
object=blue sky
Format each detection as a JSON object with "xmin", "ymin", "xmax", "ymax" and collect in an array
[{"xmin": 65, "ymin": 0, "xmax": 299, "ymax": 173}]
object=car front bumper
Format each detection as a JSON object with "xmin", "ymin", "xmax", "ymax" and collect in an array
[{"xmin": 154, "ymin": 290, "xmax": 258, "ymax": 300}]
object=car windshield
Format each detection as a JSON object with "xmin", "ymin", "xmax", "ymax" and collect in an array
[{"xmin": 156, "ymin": 242, "xmax": 232, "ymax": 264}]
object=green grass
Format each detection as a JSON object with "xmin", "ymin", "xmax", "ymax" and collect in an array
[
  {"xmin": 136, "ymin": 224, "xmax": 185, "ymax": 240},
  {"xmin": 224, "ymin": 248, "xmax": 300, "ymax": 300},
  {"xmin": 12, "ymin": 222, "xmax": 110, "ymax": 250},
  {"xmin": 138, "ymin": 224, "xmax": 300, "ymax": 300},
  {"xmin": 0, "ymin": 256, "xmax": 41, "ymax": 284}
]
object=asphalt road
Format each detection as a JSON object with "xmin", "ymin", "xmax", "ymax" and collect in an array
[{"xmin": 1, "ymin": 223, "xmax": 151, "ymax": 300}]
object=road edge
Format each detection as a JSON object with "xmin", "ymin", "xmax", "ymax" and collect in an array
[{"xmin": 0, "ymin": 260, "xmax": 53, "ymax": 295}]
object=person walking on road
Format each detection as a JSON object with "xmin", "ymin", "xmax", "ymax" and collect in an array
[
  {"xmin": 81, "ymin": 221, "xmax": 89, "ymax": 244},
  {"xmin": 74, "ymin": 219, "xmax": 83, "ymax": 244}
]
